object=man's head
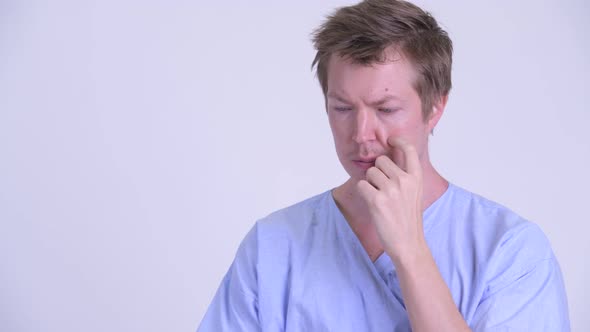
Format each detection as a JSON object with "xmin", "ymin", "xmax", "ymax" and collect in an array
[
  {"xmin": 312, "ymin": 0, "xmax": 452, "ymax": 120},
  {"xmin": 311, "ymin": 0, "xmax": 453, "ymax": 181}
]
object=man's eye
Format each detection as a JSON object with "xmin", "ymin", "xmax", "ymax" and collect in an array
[
  {"xmin": 379, "ymin": 108, "xmax": 398, "ymax": 113},
  {"xmin": 334, "ymin": 107, "xmax": 352, "ymax": 112}
]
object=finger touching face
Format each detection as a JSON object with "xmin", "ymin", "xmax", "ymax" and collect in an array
[{"xmin": 386, "ymin": 137, "xmax": 419, "ymax": 173}]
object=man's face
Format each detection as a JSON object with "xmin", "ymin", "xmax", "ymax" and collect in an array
[{"xmin": 326, "ymin": 51, "xmax": 443, "ymax": 181}]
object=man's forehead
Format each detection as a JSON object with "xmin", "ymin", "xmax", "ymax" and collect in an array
[
  {"xmin": 327, "ymin": 90, "xmax": 406, "ymax": 105},
  {"xmin": 327, "ymin": 53, "xmax": 416, "ymax": 94}
]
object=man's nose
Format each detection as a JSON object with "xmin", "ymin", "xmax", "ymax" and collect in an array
[{"xmin": 352, "ymin": 108, "xmax": 377, "ymax": 144}]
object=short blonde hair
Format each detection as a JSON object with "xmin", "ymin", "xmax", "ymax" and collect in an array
[{"xmin": 312, "ymin": 0, "xmax": 453, "ymax": 119}]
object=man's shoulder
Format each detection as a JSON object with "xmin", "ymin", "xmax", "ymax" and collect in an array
[
  {"xmin": 445, "ymin": 183, "xmax": 532, "ymax": 230},
  {"xmin": 444, "ymin": 183, "xmax": 553, "ymax": 258},
  {"xmin": 259, "ymin": 190, "xmax": 330, "ymax": 222},
  {"xmin": 254, "ymin": 190, "xmax": 334, "ymax": 238}
]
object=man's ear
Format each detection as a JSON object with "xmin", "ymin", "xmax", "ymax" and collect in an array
[{"xmin": 428, "ymin": 95, "xmax": 448, "ymax": 133}]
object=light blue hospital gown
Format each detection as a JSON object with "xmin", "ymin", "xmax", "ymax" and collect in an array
[{"xmin": 198, "ymin": 183, "xmax": 570, "ymax": 331}]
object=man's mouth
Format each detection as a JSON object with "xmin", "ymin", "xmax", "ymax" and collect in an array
[{"xmin": 353, "ymin": 159, "xmax": 376, "ymax": 170}]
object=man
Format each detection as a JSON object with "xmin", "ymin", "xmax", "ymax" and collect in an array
[{"xmin": 198, "ymin": 0, "xmax": 570, "ymax": 331}]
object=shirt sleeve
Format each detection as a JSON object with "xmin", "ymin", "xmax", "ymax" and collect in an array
[
  {"xmin": 197, "ymin": 224, "xmax": 260, "ymax": 332},
  {"xmin": 471, "ymin": 224, "xmax": 570, "ymax": 331}
]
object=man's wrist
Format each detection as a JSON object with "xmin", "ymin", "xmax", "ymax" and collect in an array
[{"xmin": 388, "ymin": 238, "xmax": 433, "ymax": 273}]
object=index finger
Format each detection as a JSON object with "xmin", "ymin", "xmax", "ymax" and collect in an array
[{"xmin": 386, "ymin": 137, "xmax": 422, "ymax": 176}]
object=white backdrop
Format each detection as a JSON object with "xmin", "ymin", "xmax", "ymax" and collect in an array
[{"xmin": 1, "ymin": 0, "xmax": 588, "ymax": 331}]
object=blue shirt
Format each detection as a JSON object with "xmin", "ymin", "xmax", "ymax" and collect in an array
[{"xmin": 198, "ymin": 184, "xmax": 570, "ymax": 331}]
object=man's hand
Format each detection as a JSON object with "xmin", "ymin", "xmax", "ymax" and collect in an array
[
  {"xmin": 357, "ymin": 138, "xmax": 472, "ymax": 331},
  {"xmin": 356, "ymin": 137, "xmax": 426, "ymax": 264}
]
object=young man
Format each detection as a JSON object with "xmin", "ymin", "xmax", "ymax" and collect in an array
[{"xmin": 198, "ymin": 0, "xmax": 570, "ymax": 331}]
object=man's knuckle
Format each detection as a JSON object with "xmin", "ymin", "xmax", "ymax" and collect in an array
[
  {"xmin": 375, "ymin": 155, "xmax": 387, "ymax": 167},
  {"xmin": 385, "ymin": 185, "xmax": 400, "ymax": 197},
  {"xmin": 373, "ymin": 192, "xmax": 387, "ymax": 205}
]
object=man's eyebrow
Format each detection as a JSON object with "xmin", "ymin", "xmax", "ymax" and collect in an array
[
  {"xmin": 327, "ymin": 92, "xmax": 403, "ymax": 105},
  {"xmin": 370, "ymin": 95, "xmax": 402, "ymax": 106},
  {"xmin": 326, "ymin": 92, "xmax": 350, "ymax": 104}
]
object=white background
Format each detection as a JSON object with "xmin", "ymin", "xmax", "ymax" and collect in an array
[{"xmin": 0, "ymin": 0, "xmax": 588, "ymax": 331}]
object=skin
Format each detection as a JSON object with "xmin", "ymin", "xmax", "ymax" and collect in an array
[{"xmin": 327, "ymin": 49, "xmax": 471, "ymax": 332}]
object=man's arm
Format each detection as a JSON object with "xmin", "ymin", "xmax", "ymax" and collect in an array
[
  {"xmin": 394, "ymin": 240, "xmax": 471, "ymax": 331},
  {"xmin": 197, "ymin": 226, "xmax": 260, "ymax": 331},
  {"xmin": 470, "ymin": 224, "xmax": 570, "ymax": 331},
  {"xmin": 357, "ymin": 137, "xmax": 470, "ymax": 332}
]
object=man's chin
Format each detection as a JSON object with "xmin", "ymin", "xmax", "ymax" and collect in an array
[{"xmin": 343, "ymin": 173, "xmax": 367, "ymax": 186}]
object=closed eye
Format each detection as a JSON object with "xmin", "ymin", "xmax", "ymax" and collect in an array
[
  {"xmin": 378, "ymin": 108, "xmax": 399, "ymax": 113},
  {"xmin": 334, "ymin": 107, "xmax": 352, "ymax": 112}
]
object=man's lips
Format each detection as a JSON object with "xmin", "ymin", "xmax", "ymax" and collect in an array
[
  {"xmin": 355, "ymin": 158, "xmax": 377, "ymax": 163},
  {"xmin": 353, "ymin": 159, "xmax": 376, "ymax": 170}
]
